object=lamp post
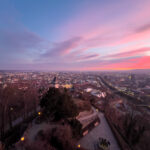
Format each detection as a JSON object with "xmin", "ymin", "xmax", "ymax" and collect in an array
[
  {"xmin": 77, "ymin": 144, "xmax": 80, "ymax": 149},
  {"xmin": 38, "ymin": 111, "xmax": 41, "ymax": 116},
  {"xmin": 20, "ymin": 136, "xmax": 25, "ymax": 150},
  {"xmin": 20, "ymin": 136, "xmax": 25, "ymax": 142}
]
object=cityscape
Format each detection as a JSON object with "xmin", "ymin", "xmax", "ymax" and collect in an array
[
  {"xmin": 0, "ymin": 0, "xmax": 150, "ymax": 150},
  {"xmin": 0, "ymin": 70, "xmax": 150, "ymax": 150}
]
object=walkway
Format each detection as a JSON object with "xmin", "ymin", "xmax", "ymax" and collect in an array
[{"xmin": 78, "ymin": 111, "xmax": 120, "ymax": 150}]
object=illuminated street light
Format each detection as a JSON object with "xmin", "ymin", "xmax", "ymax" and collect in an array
[
  {"xmin": 38, "ymin": 111, "xmax": 41, "ymax": 116},
  {"xmin": 10, "ymin": 107, "xmax": 13, "ymax": 111},
  {"xmin": 77, "ymin": 144, "xmax": 81, "ymax": 148},
  {"xmin": 20, "ymin": 137, "xmax": 25, "ymax": 141}
]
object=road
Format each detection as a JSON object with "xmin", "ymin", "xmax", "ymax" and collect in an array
[{"xmin": 78, "ymin": 111, "xmax": 120, "ymax": 150}]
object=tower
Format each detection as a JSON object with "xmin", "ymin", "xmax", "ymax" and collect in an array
[{"xmin": 51, "ymin": 76, "xmax": 59, "ymax": 88}]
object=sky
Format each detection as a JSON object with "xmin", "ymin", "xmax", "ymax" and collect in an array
[{"xmin": 0, "ymin": 0, "xmax": 150, "ymax": 71}]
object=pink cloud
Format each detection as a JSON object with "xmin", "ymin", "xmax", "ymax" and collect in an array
[
  {"xmin": 76, "ymin": 54, "xmax": 100, "ymax": 62},
  {"xmin": 106, "ymin": 47, "xmax": 150, "ymax": 58},
  {"xmin": 57, "ymin": 0, "xmax": 150, "ymax": 52},
  {"xmin": 42, "ymin": 37, "xmax": 82, "ymax": 58},
  {"xmin": 83, "ymin": 56, "xmax": 150, "ymax": 71}
]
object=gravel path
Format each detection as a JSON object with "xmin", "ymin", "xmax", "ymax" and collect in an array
[{"xmin": 78, "ymin": 111, "xmax": 120, "ymax": 150}]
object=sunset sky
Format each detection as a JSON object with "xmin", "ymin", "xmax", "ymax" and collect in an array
[{"xmin": 0, "ymin": 0, "xmax": 150, "ymax": 71}]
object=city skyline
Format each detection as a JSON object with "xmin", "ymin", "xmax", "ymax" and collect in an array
[{"xmin": 0, "ymin": 0, "xmax": 150, "ymax": 71}]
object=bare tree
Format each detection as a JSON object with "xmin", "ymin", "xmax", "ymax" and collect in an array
[{"xmin": 124, "ymin": 110, "xmax": 145, "ymax": 145}]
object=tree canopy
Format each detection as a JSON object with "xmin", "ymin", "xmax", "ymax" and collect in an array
[{"xmin": 40, "ymin": 88, "xmax": 78, "ymax": 121}]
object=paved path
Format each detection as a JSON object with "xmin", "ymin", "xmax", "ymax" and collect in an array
[
  {"xmin": 78, "ymin": 107, "xmax": 97, "ymax": 122},
  {"xmin": 78, "ymin": 111, "xmax": 120, "ymax": 150},
  {"xmin": 5, "ymin": 107, "xmax": 40, "ymax": 132}
]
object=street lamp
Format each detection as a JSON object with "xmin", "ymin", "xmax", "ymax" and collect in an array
[
  {"xmin": 20, "ymin": 137, "xmax": 25, "ymax": 142},
  {"xmin": 77, "ymin": 144, "xmax": 80, "ymax": 148},
  {"xmin": 38, "ymin": 111, "xmax": 41, "ymax": 116},
  {"xmin": 10, "ymin": 107, "xmax": 13, "ymax": 111}
]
